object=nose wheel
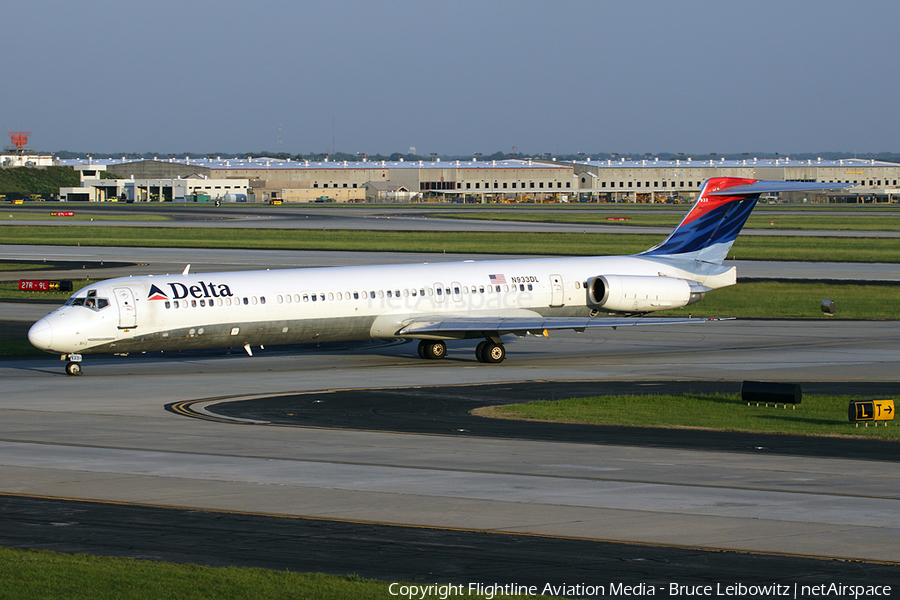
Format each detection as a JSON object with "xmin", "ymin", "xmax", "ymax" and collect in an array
[{"xmin": 64, "ymin": 354, "xmax": 83, "ymax": 376}]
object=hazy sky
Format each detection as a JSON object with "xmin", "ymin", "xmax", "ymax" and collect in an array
[{"xmin": 4, "ymin": 0, "xmax": 898, "ymax": 156}]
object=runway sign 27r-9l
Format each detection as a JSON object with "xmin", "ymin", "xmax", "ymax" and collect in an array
[{"xmin": 848, "ymin": 399, "xmax": 894, "ymax": 423}]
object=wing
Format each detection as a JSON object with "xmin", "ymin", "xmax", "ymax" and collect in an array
[{"xmin": 397, "ymin": 315, "xmax": 725, "ymax": 339}]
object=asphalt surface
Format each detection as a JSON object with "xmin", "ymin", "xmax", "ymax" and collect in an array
[
  {"xmin": 3, "ymin": 222, "xmax": 900, "ymax": 594},
  {"xmin": 200, "ymin": 380, "xmax": 900, "ymax": 462},
  {"xmin": 4, "ymin": 201, "xmax": 900, "ymax": 236},
  {"xmin": 3, "ymin": 495, "xmax": 897, "ymax": 592}
]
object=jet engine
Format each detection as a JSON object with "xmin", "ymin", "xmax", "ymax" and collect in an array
[{"xmin": 587, "ymin": 275, "xmax": 708, "ymax": 313}]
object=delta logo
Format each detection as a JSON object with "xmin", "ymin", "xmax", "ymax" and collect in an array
[{"xmin": 148, "ymin": 282, "xmax": 234, "ymax": 301}]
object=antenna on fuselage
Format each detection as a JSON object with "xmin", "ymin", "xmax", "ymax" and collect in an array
[{"xmin": 182, "ymin": 264, "xmax": 191, "ymax": 275}]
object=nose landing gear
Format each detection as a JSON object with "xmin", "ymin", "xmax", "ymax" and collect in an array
[{"xmin": 64, "ymin": 354, "xmax": 83, "ymax": 376}]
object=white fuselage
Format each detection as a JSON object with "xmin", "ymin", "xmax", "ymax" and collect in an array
[{"xmin": 27, "ymin": 254, "xmax": 735, "ymax": 356}]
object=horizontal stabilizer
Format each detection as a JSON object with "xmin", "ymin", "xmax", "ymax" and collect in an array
[{"xmin": 705, "ymin": 180, "xmax": 854, "ymax": 196}]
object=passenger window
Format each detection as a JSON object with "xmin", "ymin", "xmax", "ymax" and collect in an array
[
  {"xmin": 354, "ymin": 292, "xmax": 360, "ymax": 300},
  {"xmin": 165, "ymin": 301, "xmax": 171, "ymax": 309},
  {"xmin": 387, "ymin": 290, "xmax": 392, "ymax": 298},
  {"xmin": 192, "ymin": 300, "xmax": 197, "ymax": 307},
  {"xmin": 436, "ymin": 288, "xmax": 442, "ymax": 295},
  {"xmin": 261, "ymin": 297, "xmax": 266, "ymax": 304},
  {"xmin": 243, "ymin": 297, "xmax": 249, "ymax": 305},
  {"xmin": 527, "ymin": 284, "xmax": 533, "ymax": 291},
  {"xmin": 303, "ymin": 294, "xmax": 309, "ymax": 302},
  {"xmin": 200, "ymin": 299, "xmax": 206, "ymax": 307},
  {"xmin": 312, "ymin": 294, "xmax": 317, "ymax": 302}
]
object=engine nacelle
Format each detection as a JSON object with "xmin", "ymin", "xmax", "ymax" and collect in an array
[{"xmin": 587, "ymin": 275, "xmax": 706, "ymax": 313}]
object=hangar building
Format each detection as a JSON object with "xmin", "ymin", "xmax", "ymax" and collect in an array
[{"xmin": 56, "ymin": 156, "xmax": 900, "ymax": 203}]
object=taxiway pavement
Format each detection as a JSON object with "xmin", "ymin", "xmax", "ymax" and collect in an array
[
  {"xmin": 1, "ymin": 245, "xmax": 899, "ymax": 585},
  {"xmin": 1, "ymin": 318, "xmax": 899, "ymax": 565}
]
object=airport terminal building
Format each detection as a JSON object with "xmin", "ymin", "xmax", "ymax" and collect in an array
[{"xmin": 57, "ymin": 156, "xmax": 900, "ymax": 204}]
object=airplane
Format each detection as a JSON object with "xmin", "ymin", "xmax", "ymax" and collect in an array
[{"xmin": 28, "ymin": 177, "xmax": 850, "ymax": 375}]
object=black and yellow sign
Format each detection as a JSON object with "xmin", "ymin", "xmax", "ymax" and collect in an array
[{"xmin": 848, "ymin": 399, "xmax": 894, "ymax": 422}]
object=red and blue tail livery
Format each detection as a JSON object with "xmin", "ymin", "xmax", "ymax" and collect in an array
[{"xmin": 641, "ymin": 177, "xmax": 850, "ymax": 265}]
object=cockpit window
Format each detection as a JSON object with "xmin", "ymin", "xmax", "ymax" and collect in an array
[{"xmin": 65, "ymin": 295, "xmax": 110, "ymax": 311}]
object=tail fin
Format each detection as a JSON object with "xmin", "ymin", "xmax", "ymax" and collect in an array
[{"xmin": 639, "ymin": 177, "xmax": 851, "ymax": 265}]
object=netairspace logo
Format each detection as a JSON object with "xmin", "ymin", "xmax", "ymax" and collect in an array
[{"xmin": 386, "ymin": 581, "xmax": 894, "ymax": 599}]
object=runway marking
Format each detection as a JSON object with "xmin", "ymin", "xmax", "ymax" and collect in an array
[{"xmin": 2, "ymin": 490, "xmax": 897, "ymax": 566}]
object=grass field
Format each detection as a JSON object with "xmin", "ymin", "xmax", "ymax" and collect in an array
[
  {"xmin": 2, "ymin": 224, "xmax": 900, "ymax": 262},
  {"xmin": 661, "ymin": 281, "xmax": 900, "ymax": 319},
  {"xmin": 0, "ymin": 547, "xmax": 526, "ymax": 600},
  {"xmin": 0, "ymin": 279, "xmax": 94, "ymax": 301},
  {"xmin": 474, "ymin": 393, "xmax": 899, "ymax": 440},
  {"xmin": 0, "ymin": 262, "xmax": 52, "ymax": 271}
]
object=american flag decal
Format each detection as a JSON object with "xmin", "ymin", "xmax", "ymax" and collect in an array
[{"xmin": 488, "ymin": 274, "xmax": 507, "ymax": 284}]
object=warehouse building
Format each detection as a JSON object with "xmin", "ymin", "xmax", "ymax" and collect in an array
[
  {"xmin": 59, "ymin": 163, "xmax": 249, "ymax": 202},
  {"xmin": 57, "ymin": 156, "xmax": 900, "ymax": 203},
  {"xmin": 573, "ymin": 156, "xmax": 900, "ymax": 203}
]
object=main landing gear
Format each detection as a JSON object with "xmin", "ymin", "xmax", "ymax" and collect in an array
[
  {"xmin": 417, "ymin": 340, "xmax": 447, "ymax": 360},
  {"xmin": 475, "ymin": 340, "xmax": 506, "ymax": 364},
  {"xmin": 416, "ymin": 340, "xmax": 506, "ymax": 364}
]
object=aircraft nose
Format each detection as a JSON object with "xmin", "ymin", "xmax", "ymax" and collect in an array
[{"xmin": 28, "ymin": 319, "xmax": 53, "ymax": 350}]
